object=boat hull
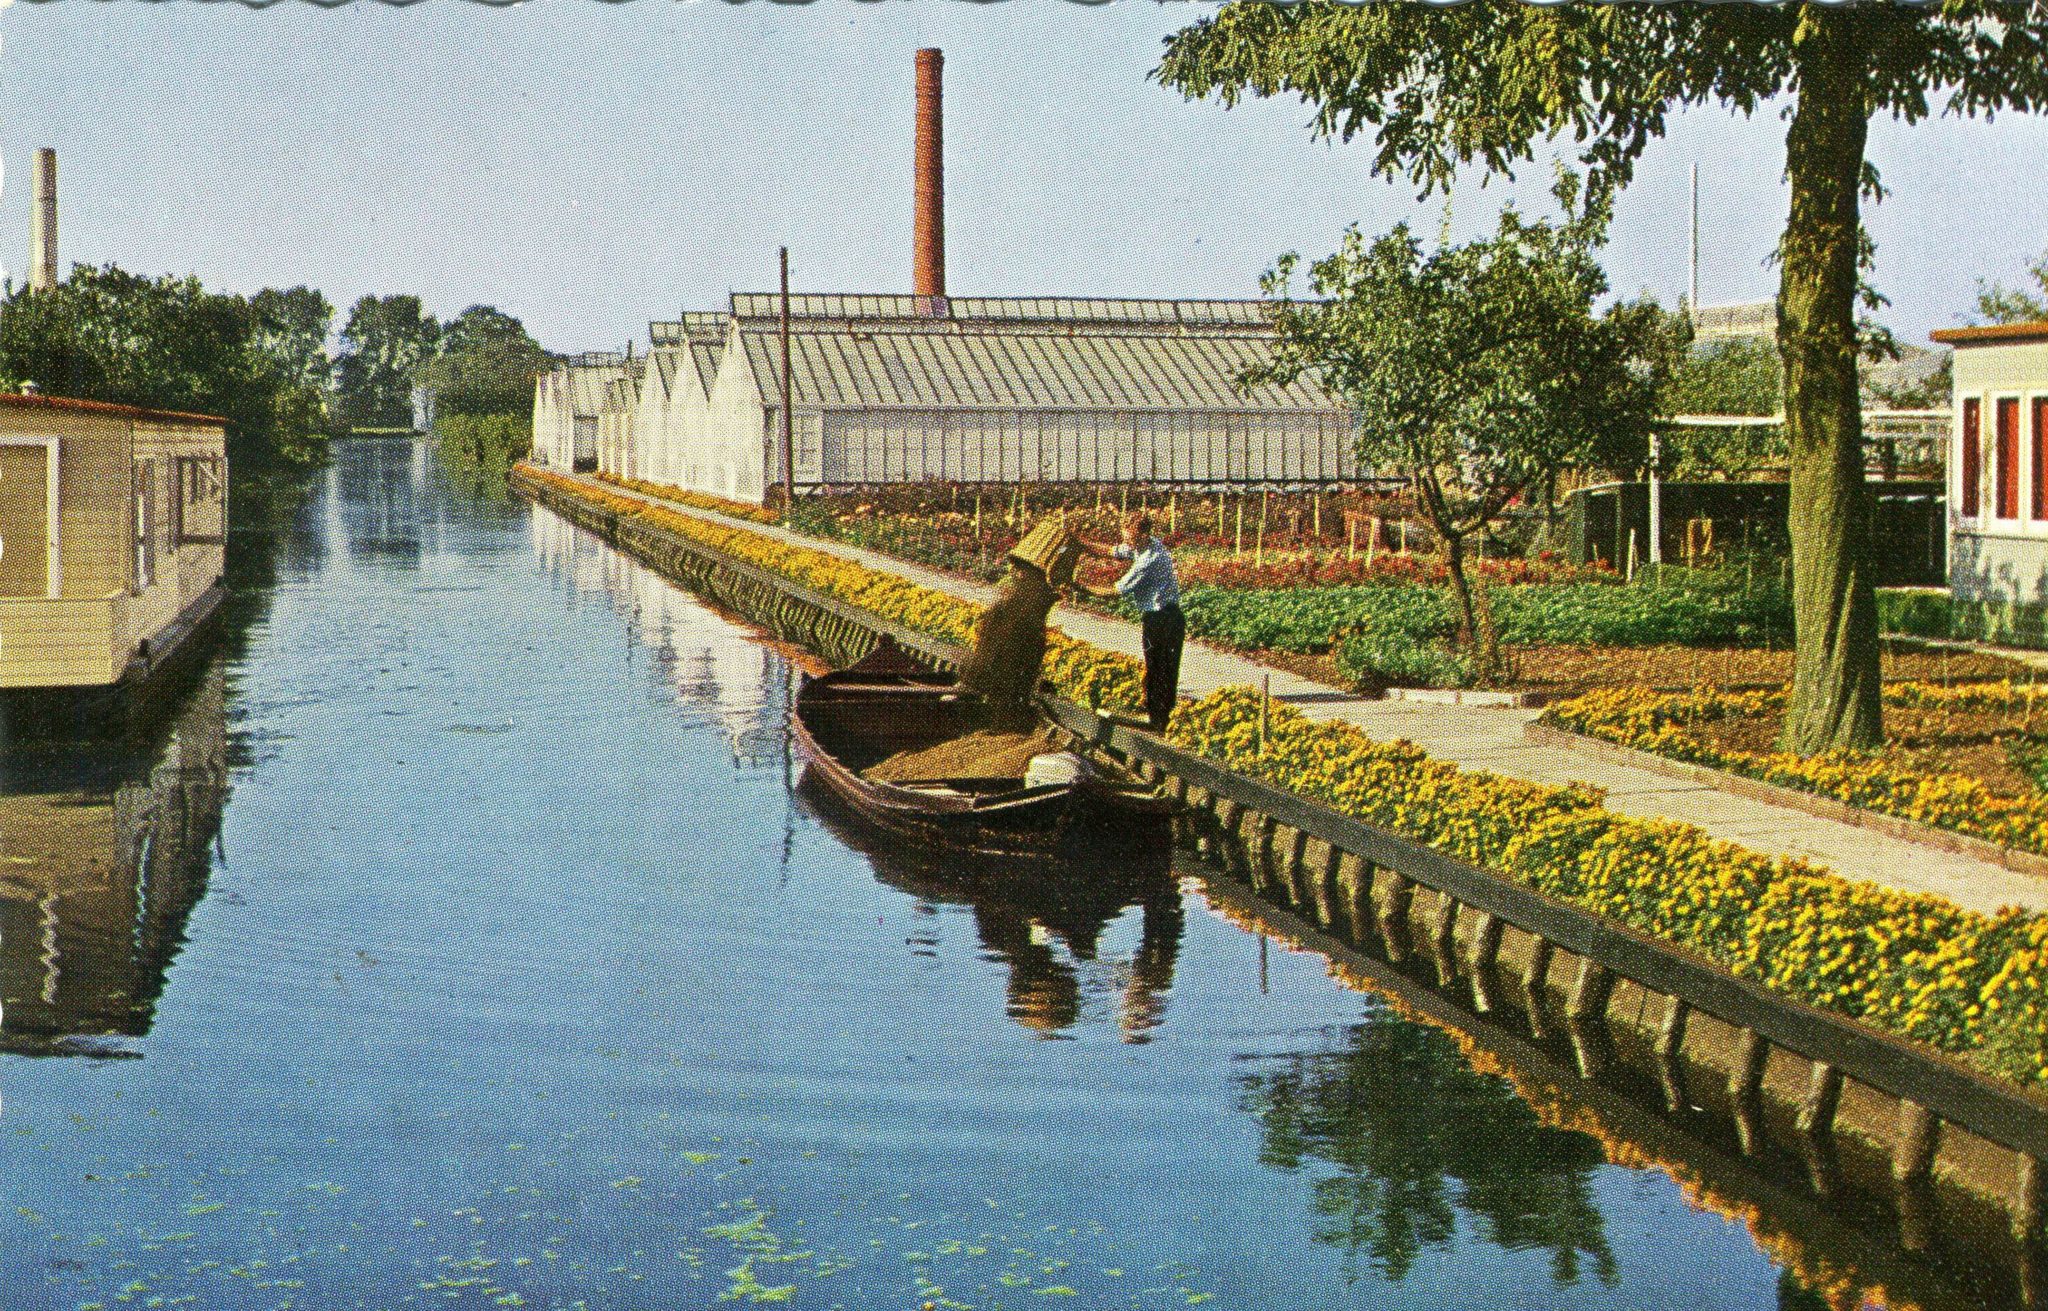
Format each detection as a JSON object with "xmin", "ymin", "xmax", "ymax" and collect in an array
[{"xmin": 792, "ymin": 652, "xmax": 1173, "ymax": 862}]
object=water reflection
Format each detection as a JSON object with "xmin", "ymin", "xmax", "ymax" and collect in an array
[
  {"xmin": 0, "ymin": 662, "xmax": 227, "ymax": 1055},
  {"xmin": 805, "ymin": 784, "xmax": 1185, "ymax": 1043},
  {"xmin": 1238, "ymin": 1010, "xmax": 1617, "ymax": 1286},
  {"xmin": 334, "ymin": 435, "xmax": 433, "ymax": 568},
  {"xmin": 532, "ymin": 507, "xmax": 792, "ymax": 771}
]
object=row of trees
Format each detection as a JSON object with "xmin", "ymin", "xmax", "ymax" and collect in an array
[
  {"xmin": 0, "ymin": 270, "xmax": 550, "ymax": 497},
  {"xmin": 299, "ymin": 291, "xmax": 551, "ymax": 437},
  {"xmin": 0, "ymin": 268, "xmax": 334, "ymax": 483}
]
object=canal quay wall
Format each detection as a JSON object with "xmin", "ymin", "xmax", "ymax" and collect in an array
[{"xmin": 513, "ymin": 465, "xmax": 2048, "ymax": 1308}]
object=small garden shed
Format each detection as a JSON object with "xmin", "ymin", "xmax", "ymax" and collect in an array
[
  {"xmin": 0, "ymin": 391, "xmax": 227, "ymax": 689},
  {"xmin": 1932, "ymin": 320, "xmax": 2048, "ymax": 641}
]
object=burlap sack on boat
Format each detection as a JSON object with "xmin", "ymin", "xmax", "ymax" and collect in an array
[{"xmin": 863, "ymin": 726, "xmax": 1068, "ymax": 783}]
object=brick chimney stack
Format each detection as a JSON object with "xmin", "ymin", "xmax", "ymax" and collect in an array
[
  {"xmin": 29, "ymin": 148, "xmax": 57, "ymax": 292},
  {"xmin": 913, "ymin": 48, "xmax": 946, "ymax": 313}
]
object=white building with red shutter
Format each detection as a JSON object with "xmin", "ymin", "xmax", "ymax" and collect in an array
[{"xmin": 1934, "ymin": 321, "xmax": 2048, "ymax": 642}]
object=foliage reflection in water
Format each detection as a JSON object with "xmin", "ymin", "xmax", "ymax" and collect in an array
[
  {"xmin": 0, "ymin": 439, "xmax": 1958, "ymax": 1310},
  {"xmin": 1238, "ymin": 1014, "xmax": 1616, "ymax": 1287}
]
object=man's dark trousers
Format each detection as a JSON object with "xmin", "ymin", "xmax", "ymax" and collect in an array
[{"xmin": 1141, "ymin": 605, "xmax": 1185, "ymax": 732}]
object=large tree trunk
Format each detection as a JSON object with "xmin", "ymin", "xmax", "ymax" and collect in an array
[{"xmin": 1777, "ymin": 10, "xmax": 1882, "ymax": 755}]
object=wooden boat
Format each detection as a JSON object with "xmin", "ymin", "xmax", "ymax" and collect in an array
[{"xmin": 792, "ymin": 641, "xmax": 1175, "ymax": 860}]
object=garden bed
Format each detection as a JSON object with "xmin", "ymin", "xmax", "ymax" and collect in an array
[
  {"xmin": 1544, "ymin": 681, "xmax": 2048, "ymax": 863},
  {"xmin": 1184, "ymin": 639, "xmax": 2033, "ymax": 704},
  {"xmin": 1507, "ymin": 641, "xmax": 2030, "ymax": 697}
]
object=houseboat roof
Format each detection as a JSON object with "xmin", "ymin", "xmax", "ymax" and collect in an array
[
  {"xmin": 1930, "ymin": 321, "xmax": 2048, "ymax": 347},
  {"xmin": 0, "ymin": 392, "xmax": 226, "ymax": 426}
]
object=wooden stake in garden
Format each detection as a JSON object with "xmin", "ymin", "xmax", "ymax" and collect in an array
[
  {"xmin": 1169, "ymin": 493, "xmax": 1177, "ymax": 536},
  {"xmin": 1217, "ymin": 494, "xmax": 1225, "ymax": 539},
  {"xmin": 1366, "ymin": 515, "xmax": 1379, "ymax": 566},
  {"xmin": 1259, "ymin": 674, "xmax": 1271, "ymax": 756},
  {"xmin": 1235, "ymin": 499, "xmax": 1245, "ymax": 558},
  {"xmin": 1313, "ymin": 492, "xmax": 1322, "ymax": 542},
  {"xmin": 1256, "ymin": 490, "xmax": 1269, "ymax": 569},
  {"xmin": 1347, "ymin": 515, "xmax": 1357, "ymax": 562},
  {"xmin": 1942, "ymin": 650, "xmax": 1952, "ymax": 740}
]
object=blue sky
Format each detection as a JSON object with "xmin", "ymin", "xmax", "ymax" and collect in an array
[{"xmin": 3, "ymin": 1, "xmax": 2045, "ymax": 352}]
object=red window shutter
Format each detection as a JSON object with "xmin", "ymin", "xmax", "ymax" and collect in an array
[
  {"xmin": 2036, "ymin": 397, "xmax": 2048, "ymax": 521},
  {"xmin": 1999, "ymin": 397, "xmax": 2022, "ymax": 519},
  {"xmin": 1961, "ymin": 398, "xmax": 1981, "ymax": 517}
]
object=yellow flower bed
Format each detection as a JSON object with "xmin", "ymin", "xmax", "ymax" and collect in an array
[
  {"xmin": 593, "ymin": 471, "xmax": 781, "ymax": 524},
  {"xmin": 528, "ymin": 466, "xmax": 1146, "ymax": 713},
  {"xmin": 1544, "ymin": 684, "xmax": 2048, "ymax": 856},
  {"xmin": 530, "ymin": 466, "xmax": 2048, "ymax": 1088},
  {"xmin": 1172, "ymin": 685, "xmax": 2048, "ymax": 1086}
]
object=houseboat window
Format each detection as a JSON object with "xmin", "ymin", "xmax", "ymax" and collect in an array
[
  {"xmin": 135, "ymin": 459, "xmax": 155, "ymax": 591},
  {"xmin": 1961, "ymin": 397, "xmax": 1982, "ymax": 518},
  {"xmin": 1998, "ymin": 396, "xmax": 2022, "ymax": 520},
  {"xmin": 173, "ymin": 455, "xmax": 224, "ymax": 545},
  {"xmin": 2037, "ymin": 397, "xmax": 2048, "ymax": 522}
]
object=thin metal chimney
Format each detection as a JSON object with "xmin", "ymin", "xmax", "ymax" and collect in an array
[
  {"xmin": 29, "ymin": 148, "xmax": 57, "ymax": 292},
  {"xmin": 913, "ymin": 48, "xmax": 946, "ymax": 314}
]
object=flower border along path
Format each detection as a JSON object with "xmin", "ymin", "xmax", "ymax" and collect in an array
[
  {"xmin": 517, "ymin": 463, "xmax": 2048, "ymax": 1094},
  {"xmin": 523, "ymin": 465, "xmax": 1148, "ymax": 714},
  {"xmin": 1539, "ymin": 685, "xmax": 2048, "ymax": 878}
]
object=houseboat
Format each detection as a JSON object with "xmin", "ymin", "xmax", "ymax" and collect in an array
[{"xmin": 0, "ymin": 391, "xmax": 228, "ymax": 694}]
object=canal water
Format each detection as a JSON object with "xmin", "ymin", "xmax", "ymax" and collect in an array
[{"xmin": 0, "ymin": 440, "xmax": 1899, "ymax": 1309}]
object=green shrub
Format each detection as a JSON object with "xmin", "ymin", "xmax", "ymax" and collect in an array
[
  {"xmin": 1180, "ymin": 584, "xmax": 1450, "ymax": 654},
  {"xmin": 1335, "ymin": 628, "xmax": 1476, "ymax": 689},
  {"xmin": 1877, "ymin": 587, "xmax": 1952, "ymax": 639},
  {"xmin": 1183, "ymin": 568, "xmax": 1790, "ymax": 664},
  {"xmin": 436, "ymin": 412, "xmax": 531, "ymax": 484},
  {"xmin": 1492, "ymin": 569, "xmax": 1790, "ymax": 646}
]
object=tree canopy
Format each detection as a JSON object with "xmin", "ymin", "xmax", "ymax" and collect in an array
[
  {"xmin": 425, "ymin": 305, "xmax": 552, "ymax": 420},
  {"xmin": 249, "ymin": 285, "xmax": 335, "ymax": 394},
  {"xmin": 0, "ymin": 264, "xmax": 329, "ymax": 474},
  {"xmin": 1159, "ymin": 1, "xmax": 2048, "ymax": 754},
  {"xmin": 1246, "ymin": 194, "xmax": 1658, "ymax": 671},
  {"xmin": 334, "ymin": 294, "xmax": 439, "ymax": 431}
]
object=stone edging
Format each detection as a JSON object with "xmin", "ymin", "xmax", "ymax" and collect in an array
[
  {"xmin": 1525, "ymin": 719, "xmax": 2048, "ymax": 884},
  {"xmin": 1385, "ymin": 685, "xmax": 1548, "ymax": 708}
]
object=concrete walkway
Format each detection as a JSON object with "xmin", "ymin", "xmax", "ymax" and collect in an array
[{"xmin": 557, "ymin": 470, "xmax": 2048, "ymax": 917}]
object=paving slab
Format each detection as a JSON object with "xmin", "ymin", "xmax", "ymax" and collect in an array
[{"xmin": 561, "ymin": 471, "xmax": 2048, "ymax": 917}]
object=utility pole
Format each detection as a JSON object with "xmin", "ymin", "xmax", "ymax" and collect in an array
[
  {"xmin": 1654, "ymin": 161, "xmax": 1700, "ymax": 574},
  {"xmin": 1688, "ymin": 162, "xmax": 1700, "ymax": 328},
  {"xmin": 779, "ymin": 247, "xmax": 796, "ymax": 507}
]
